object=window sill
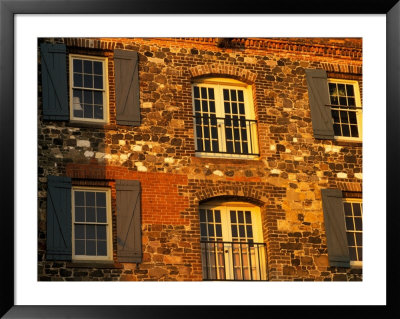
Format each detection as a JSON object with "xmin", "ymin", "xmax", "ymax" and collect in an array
[
  {"xmin": 66, "ymin": 261, "xmax": 123, "ymax": 269},
  {"xmin": 67, "ymin": 120, "xmax": 109, "ymax": 129},
  {"xmin": 334, "ymin": 137, "xmax": 362, "ymax": 145},
  {"xmin": 194, "ymin": 152, "xmax": 260, "ymax": 160}
]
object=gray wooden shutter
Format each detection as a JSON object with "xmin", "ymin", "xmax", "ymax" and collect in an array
[
  {"xmin": 46, "ymin": 175, "xmax": 72, "ymax": 260},
  {"xmin": 40, "ymin": 43, "xmax": 69, "ymax": 120},
  {"xmin": 114, "ymin": 50, "xmax": 140, "ymax": 126},
  {"xmin": 321, "ymin": 189, "xmax": 350, "ymax": 267},
  {"xmin": 305, "ymin": 69, "xmax": 334, "ymax": 139},
  {"xmin": 116, "ymin": 180, "xmax": 142, "ymax": 262}
]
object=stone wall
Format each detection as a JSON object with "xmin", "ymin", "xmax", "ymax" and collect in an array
[{"xmin": 38, "ymin": 37, "xmax": 362, "ymax": 281}]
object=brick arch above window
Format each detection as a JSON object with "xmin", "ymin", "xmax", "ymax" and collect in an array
[
  {"xmin": 189, "ymin": 64, "xmax": 257, "ymax": 84},
  {"xmin": 191, "ymin": 181, "xmax": 285, "ymax": 208}
]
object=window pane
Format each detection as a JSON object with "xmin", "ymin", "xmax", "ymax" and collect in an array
[
  {"xmin": 84, "ymin": 74, "xmax": 93, "ymax": 88},
  {"xmin": 245, "ymin": 211, "xmax": 252, "ymax": 223},
  {"xmin": 238, "ymin": 90, "xmax": 244, "ymax": 102},
  {"xmin": 97, "ymin": 241, "xmax": 107, "ymax": 256},
  {"xmin": 343, "ymin": 202, "xmax": 352, "ymax": 216},
  {"xmin": 345, "ymin": 217, "xmax": 354, "ymax": 231},
  {"xmin": 231, "ymin": 225, "xmax": 238, "ymax": 238},
  {"xmin": 356, "ymin": 232, "xmax": 362, "ymax": 246},
  {"xmin": 201, "ymin": 87, "xmax": 207, "ymax": 98},
  {"xmin": 349, "ymin": 247, "xmax": 357, "ymax": 261},
  {"xmin": 353, "ymin": 203, "xmax": 362, "ymax": 216},
  {"xmin": 75, "ymin": 191, "xmax": 85, "ymax": 206},
  {"xmin": 216, "ymin": 224, "xmax": 222, "ymax": 237},
  {"xmin": 246, "ymin": 225, "xmax": 253, "ymax": 238},
  {"xmin": 73, "ymin": 73, "xmax": 83, "ymax": 87},
  {"xmin": 214, "ymin": 210, "xmax": 221, "ymax": 223},
  {"xmin": 193, "ymin": 86, "xmax": 200, "ymax": 98},
  {"xmin": 94, "ymin": 75, "xmax": 103, "ymax": 89},
  {"xmin": 84, "ymin": 105, "xmax": 93, "ymax": 118},
  {"xmin": 209, "ymin": 101, "xmax": 215, "ymax": 113},
  {"xmin": 97, "ymin": 225, "xmax": 107, "ymax": 240},
  {"xmin": 86, "ymin": 240, "xmax": 96, "ymax": 255},
  {"xmin": 75, "ymin": 224, "xmax": 85, "ymax": 240},
  {"xmin": 348, "ymin": 111, "xmax": 357, "ymax": 124},
  {"xmin": 97, "ymin": 208, "xmax": 107, "ymax": 223},
  {"xmin": 339, "ymin": 97, "xmax": 347, "ymax": 105},
  {"xmin": 347, "ymin": 97, "xmax": 355, "ymax": 106},
  {"xmin": 208, "ymin": 224, "xmax": 214, "ymax": 237},
  {"xmin": 330, "ymin": 96, "xmax": 339, "ymax": 105},
  {"xmin": 331, "ymin": 110, "xmax": 339, "ymax": 122},
  {"xmin": 75, "ymin": 207, "xmax": 85, "ymax": 222},
  {"xmin": 84, "ymin": 90, "xmax": 93, "ymax": 104},
  {"xmin": 340, "ymin": 111, "xmax": 349, "ymax": 123},
  {"xmin": 73, "ymin": 59, "xmax": 82, "ymax": 73},
  {"xmin": 93, "ymin": 106, "xmax": 103, "ymax": 119},
  {"xmin": 86, "ymin": 207, "xmax": 96, "ymax": 222},
  {"xmin": 75, "ymin": 240, "xmax": 85, "ymax": 255},
  {"xmin": 202, "ymin": 100, "xmax": 208, "ymax": 112},
  {"xmin": 96, "ymin": 192, "xmax": 106, "ymax": 207},
  {"xmin": 346, "ymin": 232, "xmax": 355, "ymax": 246},
  {"xmin": 329, "ymin": 83, "xmax": 337, "ymax": 95},
  {"xmin": 200, "ymin": 223, "xmax": 207, "ymax": 237},
  {"xmin": 357, "ymin": 247, "xmax": 362, "ymax": 261},
  {"xmin": 208, "ymin": 88, "xmax": 214, "ymax": 100},
  {"xmin": 342, "ymin": 125, "xmax": 350, "ymax": 137},
  {"xmin": 333, "ymin": 124, "xmax": 341, "ymax": 136},
  {"xmin": 194, "ymin": 99, "xmax": 200, "ymax": 112},
  {"xmin": 83, "ymin": 60, "xmax": 93, "ymax": 73},
  {"xmin": 346, "ymin": 84, "xmax": 354, "ymax": 96},
  {"xmin": 338, "ymin": 84, "xmax": 346, "ymax": 96},
  {"xmin": 354, "ymin": 217, "xmax": 362, "ymax": 231},
  {"xmin": 350, "ymin": 125, "xmax": 359, "ymax": 137},
  {"xmin": 86, "ymin": 225, "xmax": 95, "ymax": 239},
  {"xmin": 230, "ymin": 210, "xmax": 236, "ymax": 223},
  {"xmin": 239, "ymin": 225, "xmax": 245, "ymax": 238},
  {"xmin": 86, "ymin": 192, "xmax": 95, "ymax": 206},
  {"xmin": 199, "ymin": 209, "xmax": 206, "ymax": 222},
  {"xmin": 231, "ymin": 90, "xmax": 237, "ymax": 101},
  {"xmin": 232, "ymin": 102, "xmax": 238, "ymax": 114},
  {"xmin": 207, "ymin": 210, "xmax": 213, "ymax": 222},
  {"xmin": 93, "ymin": 61, "xmax": 103, "ymax": 75},
  {"xmin": 223, "ymin": 89, "xmax": 229, "ymax": 101},
  {"xmin": 238, "ymin": 211, "xmax": 244, "ymax": 223}
]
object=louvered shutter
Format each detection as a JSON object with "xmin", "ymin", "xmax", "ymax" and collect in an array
[
  {"xmin": 305, "ymin": 69, "xmax": 334, "ymax": 139},
  {"xmin": 116, "ymin": 180, "xmax": 142, "ymax": 262},
  {"xmin": 321, "ymin": 189, "xmax": 350, "ymax": 267},
  {"xmin": 114, "ymin": 50, "xmax": 140, "ymax": 126},
  {"xmin": 46, "ymin": 175, "xmax": 72, "ymax": 260},
  {"xmin": 40, "ymin": 43, "xmax": 69, "ymax": 120}
]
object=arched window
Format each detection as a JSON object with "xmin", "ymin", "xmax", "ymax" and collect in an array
[
  {"xmin": 192, "ymin": 78, "xmax": 259, "ymax": 158},
  {"xmin": 199, "ymin": 201, "xmax": 267, "ymax": 280}
]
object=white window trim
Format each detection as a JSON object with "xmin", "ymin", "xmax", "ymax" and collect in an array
[
  {"xmin": 343, "ymin": 197, "xmax": 362, "ymax": 268},
  {"xmin": 192, "ymin": 78, "xmax": 259, "ymax": 159},
  {"xmin": 71, "ymin": 187, "xmax": 113, "ymax": 262},
  {"xmin": 199, "ymin": 202, "xmax": 267, "ymax": 280},
  {"xmin": 69, "ymin": 54, "xmax": 109, "ymax": 124},
  {"xmin": 327, "ymin": 78, "xmax": 362, "ymax": 142}
]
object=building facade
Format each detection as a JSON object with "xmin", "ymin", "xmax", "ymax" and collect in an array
[{"xmin": 38, "ymin": 37, "xmax": 362, "ymax": 281}]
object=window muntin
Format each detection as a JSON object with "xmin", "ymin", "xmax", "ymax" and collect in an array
[
  {"xmin": 328, "ymin": 79, "xmax": 362, "ymax": 140},
  {"xmin": 72, "ymin": 187, "xmax": 112, "ymax": 261},
  {"xmin": 343, "ymin": 199, "xmax": 362, "ymax": 266},
  {"xmin": 70, "ymin": 55, "xmax": 108, "ymax": 123},
  {"xmin": 199, "ymin": 203, "xmax": 266, "ymax": 280},
  {"xmin": 192, "ymin": 79, "xmax": 259, "ymax": 158}
]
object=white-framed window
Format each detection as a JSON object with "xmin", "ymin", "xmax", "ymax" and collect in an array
[
  {"xmin": 69, "ymin": 55, "xmax": 108, "ymax": 123},
  {"xmin": 328, "ymin": 79, "xmax": 362, "ymax": 141},
  {"xmin": 192, "ymin": 78, "xmax": 259, "ymax": 158},
  {"xmin": 72, "ymin": 187, "xmax": 113, "ymax": 261},
  {"xmin": 199, "ymin": 202, "xmax": 267, "ymax": 280},
  {"xmin": 343, "ymin": 198, "xmax": 362, "ymax": 267}
]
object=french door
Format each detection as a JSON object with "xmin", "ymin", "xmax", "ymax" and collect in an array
[{"xmin": 199, "ymin": 204, "xmax": 267, "ymax": 280}]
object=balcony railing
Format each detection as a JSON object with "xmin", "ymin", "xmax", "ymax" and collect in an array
[
  {"xmin": 200, "ymin": 240, "xmax": 267, "ymax": 281},
  {"xmin": 193, "ymin": 115, "xmax": 259, "ymax": 156}
]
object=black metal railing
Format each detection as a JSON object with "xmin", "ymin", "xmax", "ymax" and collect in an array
[
  {"xmin": 200, "ymin": 240, "xmax": 267, "ymax": 281},
  {"xmin": 193, "ymin": 115, "xmax": 259, "ymax": 156}
]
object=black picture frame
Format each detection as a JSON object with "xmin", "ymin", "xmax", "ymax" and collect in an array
[{"xmin": 1, "ymin": 0, "xmax": 398, "ymax": 317}]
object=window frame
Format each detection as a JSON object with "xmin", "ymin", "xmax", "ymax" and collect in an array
[
  {"xmin": 191, "ymin": 78, "xmax": 259, "ymax": 159},
  {"xmin": 69, "ymin": 54, "xmax": 109, "ymax": 124},
  {"xmin": 71, "ymin": 186, "xmax": 113, "ymax": 262},
  {"xmin": 199, "ymin": 202, "xmax": 266, "ymax": 280},
  {"xmin": 327, "ymin": 78, "xmax": 362, "ymax": 142},
  {"xmin": 343, "ymin": 197, "xmax": 363, "ymax": 268}
]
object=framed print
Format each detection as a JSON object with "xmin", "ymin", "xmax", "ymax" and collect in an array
[{"xmin": 1, "ymin": 0, "xmax": 399, "ymax": 317}]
